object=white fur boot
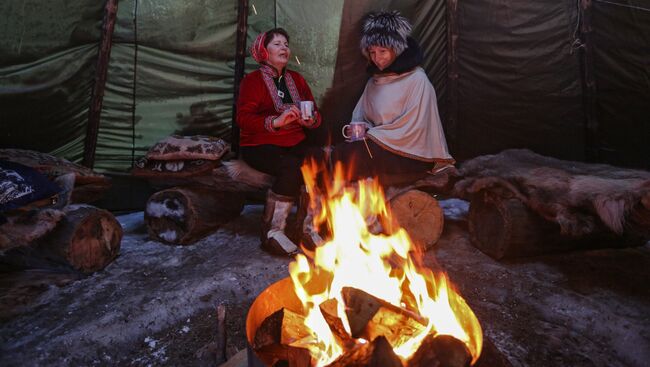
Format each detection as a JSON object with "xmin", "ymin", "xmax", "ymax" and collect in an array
[{"xmin": 261, "ymin": 190, "xmax": 299, "ymax": 256}]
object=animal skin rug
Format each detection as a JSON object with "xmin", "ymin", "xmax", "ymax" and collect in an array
[{"xmin": 454, "ymin": 149, "xmax": 650, "ymax": 238}]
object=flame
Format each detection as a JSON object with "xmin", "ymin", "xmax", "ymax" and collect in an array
[{"xmin": 289, "ymin": 160, "xmax": 483, "ymax": 365}]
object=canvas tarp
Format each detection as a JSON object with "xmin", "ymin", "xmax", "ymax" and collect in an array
[
  {"xmin": 592, "ymin": 0, "xmax": 650, "ymax": 169},
  {"xmin": 0, "ymin": 0, "xmax": 447, "ymax": 172},
  {"xmin": 455, "ymin": 0, "xmax": 586, "ymax": 162},
  {"xmin": 0, "ymin": 0, "xmax": 104, "ymax": 162}
]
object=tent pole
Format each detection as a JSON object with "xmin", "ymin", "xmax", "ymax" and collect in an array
[
  {"xmin": 82, "ymin": 0, "xmax": 119, "ymax": 169},
  {"xmin": 232, "ymin": 0, "xmax": 250, "ymax": 157},
  {"xmin": 446, "ymin": 0, "xmax": 459, "ymax": 155},
  {"xmin": 579, "ymin": 0, "xmax": 598, "ymax": 162}
]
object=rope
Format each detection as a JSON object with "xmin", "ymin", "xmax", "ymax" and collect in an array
[{"xmin": 594, "ymin": 0, "xmax": 650, "ymax": 13}]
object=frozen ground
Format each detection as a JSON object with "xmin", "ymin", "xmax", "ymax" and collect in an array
[{"xmin": 1, "ymin": 199, "xmax": 649, "ymax": 366}]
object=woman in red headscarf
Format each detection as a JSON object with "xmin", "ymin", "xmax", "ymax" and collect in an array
[{"xmin": 236, "ymin": 28, "xmax": 322, "ymax": 256}]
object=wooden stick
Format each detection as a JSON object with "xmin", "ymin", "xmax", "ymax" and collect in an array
[
  {"xmin": 82, "ymin": 0, "xmax": 119, "ymax": 168},
  {"xmin": 579, "ymin": 0, "xmax": 598, "ymax": 161},
  {"xmin": 216, "ymin": 304, "xmax": 227, "ymax": 364},
  {"xmin": 446, "ymin": 0, "xmax": 460, "ymax": 154},
  {"xmin": 231, "ymin": 0, "xmax": 250, "ymax": 157}
]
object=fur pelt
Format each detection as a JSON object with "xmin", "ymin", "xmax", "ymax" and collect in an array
[
  {"xmin": 0, "ymin": 209, "xmax": 65, "ymax": 251},
  {"xmin": 454, "ymin": 149, "xmax": 650, "ymax": 237},
  {"xmin": 210, "ymin": 159, "xmax": 273, "ymax": 192}
]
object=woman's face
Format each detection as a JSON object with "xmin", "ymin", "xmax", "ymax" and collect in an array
[
  {"xmin": 368, "ymin": 45, "xmax": 396, "ymax": 71},
  {"xmin": 266, "ymin": 34, "xmax": 290, "ymax": 71}
]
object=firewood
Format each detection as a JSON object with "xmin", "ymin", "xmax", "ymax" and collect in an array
[
  {"xmin": 319, "ymin": 298, "xmax": 355, "ymax": 347},
  {"xmin": 386, "ymin": 190, "xmax": 444, "ymax": 250},
  {"xmin": 145, "ymin": 185, "xmax": 244, "ymax": 245},
  {"xmin": 37, "ymin": 204, "xmax": 122, "ymax": 273},
  {"xmin": 326, "ymin": 336, "xmax": 403, "ymax": 367},
  {"xmin": 407, "ymin": 334, "xmax": 471, "ymax": 367},
  {"xmin": 216, "ymin": 304, "xmax": 227, "ymax": 364},
  {"xmin": 342, "ymin": 287, "xmax": 426, "ymax": 348},
  {"xmin": 253, "ymin": 308, "xmax": 312, "ymax": 366}
]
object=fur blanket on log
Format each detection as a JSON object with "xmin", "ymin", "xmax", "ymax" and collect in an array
[{"xmin": 454, "ymin": 149, "xmax": 650, "ymax": 238}]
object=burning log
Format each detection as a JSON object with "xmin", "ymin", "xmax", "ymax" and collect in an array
[
  {"xmin": 253, "ymin": 308, "xmax": 312, "ymax": 366},
  {"xmin": 342, "ymin": 287, "xmax": 427, "ymax": 348},
  {"xmin": 319, "ymin": 298, "xmax": 355, "ymax": 347},
  {"xmin": 386, "ymin": 190, "xmax": 444, "ymax": 250},
  {"xmin": 326, "ymin": 336, "xmax": 402, "ymax": 367},
  {"xmin": 145, "ymin": 185, "xmax": 244, "ymax": 245},
  {"xmin": 407, "ymin": 334, "xmax": 471, "ymax": 367}
]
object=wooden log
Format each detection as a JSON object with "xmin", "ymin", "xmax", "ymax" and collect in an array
[
  {"xmin": 145, "ymin": 186, "xmax": 245, "ymax": 245},
  {"xmin": 319, "ymin": 298, "xmax": 355, "ymax": 347},
  {"xmin": 386, "ymin": 190, "xmax": 444, "ymax": 251},
  {"xmin": 407, "ymin": 334, "xmax": 471, "ymax": 367},
  {"xmin": 468, "ymin": 193, "xmax": 647, "ymax": 260},
  {"xmin": 326, "ymin": 336, "xmax": 402, "ymax": 367},
  {"xmin": 342, "ymin": 287, "xmax": 426, "ymax": 348},
  {"xmin": 39, "ymin": 204, "xmax": 122, "ymax": 273},
  {"xmin": 253, "ymin": 308, "xmax": 311, "ymax": 366}
]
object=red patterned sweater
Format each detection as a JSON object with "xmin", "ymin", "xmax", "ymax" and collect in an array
[{"xmin": 236, "ymin": 65, "xmax": 321, "ymax": 147}]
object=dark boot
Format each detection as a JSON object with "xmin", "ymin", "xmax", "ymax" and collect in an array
[{"xmin": 261, "ymin": 190, "xmax": 299, "ymax": 256}]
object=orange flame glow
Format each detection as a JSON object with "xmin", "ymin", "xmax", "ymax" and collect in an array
[{"xmin": 289, "ymin": 160, "xmax": 483, "ymax": 365}]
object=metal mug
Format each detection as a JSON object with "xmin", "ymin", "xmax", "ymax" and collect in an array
[
  {"xmin": 300, "ymin": 101, "xmax": 314, "ymax": 120},
  {"xmin": 342, "ymin": 121, "xmax": 368, "ymax": 141}
]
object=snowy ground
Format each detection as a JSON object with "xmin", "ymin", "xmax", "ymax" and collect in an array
[{"xmin": 1, "ymin": 200, "xmax": 649, "ymax": 366}]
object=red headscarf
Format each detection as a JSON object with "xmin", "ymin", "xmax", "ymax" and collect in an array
[{"xmin": 250, "ymin": 32, "xmax": 268, "ymax": 63}]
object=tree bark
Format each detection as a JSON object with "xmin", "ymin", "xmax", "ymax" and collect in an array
[
  {"xmin": 40, "ymin": 204, "xmax": 122, "ymax": 273},
  {"xmin": 387, "ymin": 190, "xmax": 444, "ymax": 250},
  {"xmin": 145, "ymin": 186, "xmax": 245, "ymax": 245}
]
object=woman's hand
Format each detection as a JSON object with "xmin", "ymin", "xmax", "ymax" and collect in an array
[{"xmin": 273, "ymin": 106, "xmax": 300, "ymax": 129}]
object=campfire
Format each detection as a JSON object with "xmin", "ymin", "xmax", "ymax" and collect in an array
[{"xmin": 246, "ymin": 162, "xmax": 483, "ymax": 366}]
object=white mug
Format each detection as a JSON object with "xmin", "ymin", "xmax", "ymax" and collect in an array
[
  {"xmin": 300, "ymin": 101, "xmax": 314, "ymax": 120},
  {"xmin": 342, "ymin": 121, "xmax": 368, "ymax": 141}
]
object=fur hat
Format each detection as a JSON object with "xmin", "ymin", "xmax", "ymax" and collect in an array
[{"xmin": 360, "ymin": 10, "xmax": 412, "ymax": 58}]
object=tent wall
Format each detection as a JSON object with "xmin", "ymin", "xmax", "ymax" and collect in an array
[
  {"xmin": 0, "ymin": 0, "xmax": 104, "ymax": 162},
  {"xmin": 1, "ymin": 0, "xmax": 647, "ymax": 171},
  {"xmin": 94, "ymin": 0, "xmax": 238, "ymax": 172},
  {"xmin": 454, "ymin": 0, "xmax": 586, "ymax": 162},
  {"xmin": 592, "ymin": 0, "xmax": 650, "ymax": 169}
]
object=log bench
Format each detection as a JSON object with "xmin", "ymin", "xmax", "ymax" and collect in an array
[
  {"xmin": 455, "ymin": 149, "xmax": 650, "ymax": 260},
  {"xmin": 1, "ymin": 204, "xmax": 122, "ymax": 273}
]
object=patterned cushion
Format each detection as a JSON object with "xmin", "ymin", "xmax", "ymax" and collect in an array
[
  {"xmin": 146, "ymin": 135, "xmax": 230, "ymax": 161},
  {"xmin": 0, "ymin": 149, "xmax": 108, "ymax": 185},
  {"xmin": 131, "ymin": 157, "xmax": 220, "ymax": 179},
  {"xmin": 0, "ymin": 161, "xmax": 62, "ymax": 212}
]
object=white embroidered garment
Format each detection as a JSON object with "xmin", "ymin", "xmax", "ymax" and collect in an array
[{"xmin": 352, "ymin": 67, "xmax": 452, "ymax": 162}]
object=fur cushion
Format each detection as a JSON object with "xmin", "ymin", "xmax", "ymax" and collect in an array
[
  {"xmin": 0, "ymin": 149, "xmax": 107, "ymax": 185},
  {"xmin": 454, "ymin": 149, "xmax": 650, "ymax": 237},
  {"xmin": 132, "ymin": 157, "xmax": 220, "ymax": 179},
  {"xmin": 146, "ymin": 135, "xmax": 229, "ymax": 161}
]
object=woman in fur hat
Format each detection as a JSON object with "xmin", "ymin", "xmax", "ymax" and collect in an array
[
  {"xmin": 236, "ymin": 28, "xmax": 321, "ymax": 256},
  {"xmin": 332, "ymin": 11, "xmax": 454, "ymax": 181}
]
